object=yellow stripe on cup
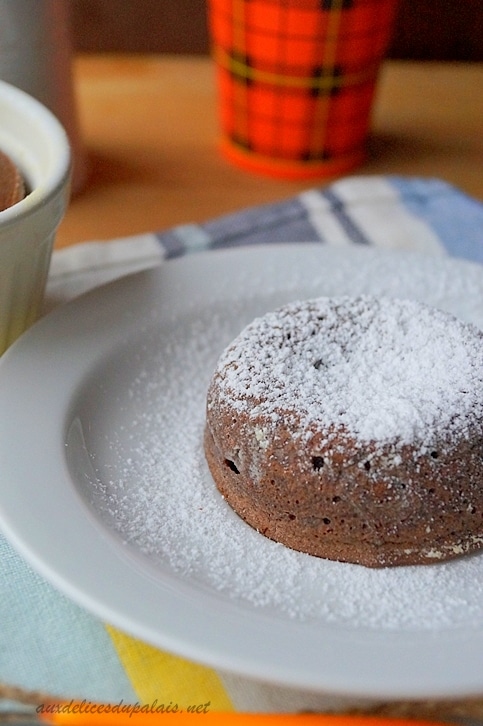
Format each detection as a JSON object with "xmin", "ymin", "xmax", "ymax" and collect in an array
[{"xmin": 213, "ymin": 46, "xmax": 380, "ymax": 91}]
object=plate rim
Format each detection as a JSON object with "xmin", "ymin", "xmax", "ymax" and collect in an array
[{"xmin": 1, "ymin": 243, "xmax": 483, "ymax": 698}]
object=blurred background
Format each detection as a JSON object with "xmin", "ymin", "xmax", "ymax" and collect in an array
[{"xmin": 70, "ymin": 0, "xmax": 482, "ymax": 61}]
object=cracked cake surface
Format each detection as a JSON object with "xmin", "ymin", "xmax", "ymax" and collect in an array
[{"xmin": 204, "ymin": 295, "xmax": 483, "ymax": 567}]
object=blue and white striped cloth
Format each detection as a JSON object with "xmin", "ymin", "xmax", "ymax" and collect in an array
[
  {"xmin": 48, "ymin": 176, "xmax": 483, "ymax": 308},
  {"xmin": 2, "ymin": 175, "xmax": 483, "ymax": 716}
]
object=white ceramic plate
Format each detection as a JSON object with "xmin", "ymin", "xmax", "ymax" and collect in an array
[{"xmin": 1, "ymin": 244, "xmax": 483, "ymax": 699}]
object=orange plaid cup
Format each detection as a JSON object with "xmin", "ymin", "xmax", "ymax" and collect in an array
[{"xmin": 208, "ymin": 0, "xmax": 399, "ymax": 180}]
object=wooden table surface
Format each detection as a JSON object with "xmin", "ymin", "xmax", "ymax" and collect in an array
[{"xmin": 56, "ymin": 55, "xmax": 483, "ymax": 249}]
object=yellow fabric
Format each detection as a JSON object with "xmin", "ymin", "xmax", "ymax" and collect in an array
[{"xmin": 105, "ymin": 625, "xmax": 234, "ymax": 711}]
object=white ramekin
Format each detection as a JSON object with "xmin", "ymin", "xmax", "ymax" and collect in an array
[{"xmin": 0, "ymin": 79, "xmax": 71, "ymax": 354}]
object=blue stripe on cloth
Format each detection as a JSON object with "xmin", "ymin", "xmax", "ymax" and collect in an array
[
  {"xmin": 0, "ymin": 535, "xmax": 137, "ymax": 703},
  {"xmin": 388, "ymin": 176, "xmax": 483, "ymax": 264},
  {"xmin": 154, "ymin": 199, "xmax": 319, "ymax": 258},
  {"xmin": 201, "ymin": 198, "xmax": 319, "ymax": 250},
  {"xmin": 153, "ymin": 230, "xmax": 186, "ymax": 258},
  {"xmin": 320, "ymin": 188, "xmax": 371, "ymax": 245}
]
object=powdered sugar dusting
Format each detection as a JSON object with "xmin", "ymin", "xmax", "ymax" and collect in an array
[
  {"xmin": 213, "ymin": 296, "xmax": 483, "ymax": 447},
  {"xmin": 81, "ymin": 295, "xmax": 483, "ymax": 632}
]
